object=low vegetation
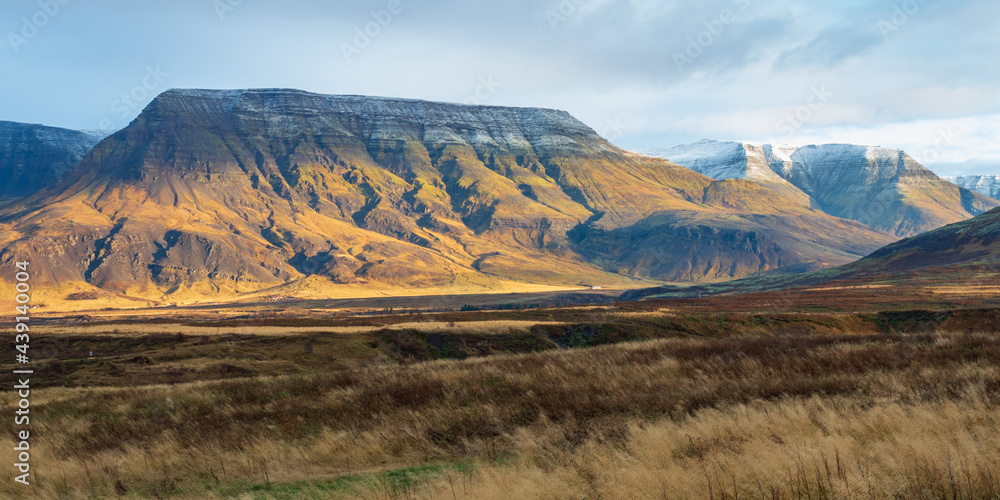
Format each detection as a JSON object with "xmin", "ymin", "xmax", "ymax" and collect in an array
[{"xmin": 5, "ymin": 319, "xmax": 1000, "ymax": 498}]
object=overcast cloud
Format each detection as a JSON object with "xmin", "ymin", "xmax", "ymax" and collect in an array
[{"xmin": 2, "ymin": 0, "xmax": 997, "ymax": 176}]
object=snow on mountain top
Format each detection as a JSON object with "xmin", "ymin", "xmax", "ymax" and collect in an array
[
  {"xmin": 645, "ymin": 140, "xmax": 752, "ymax": 180},
  {"xmin": 642, "ymin": 140, "xmax": 948, "ymax": 196},
  {"xmin": 80, "ymin": 129, "xmax": 114, "ymax": 141},
  {"xmin": 646, "ymin": 140, "xmax": 907, "ymax": 174},
  {"xmin": 0, "ymin": 121, "xmax": 106, "ymax": 157},
  {"xmin": 947, "ymin": 175, "xmax": 1000, "ymax": 199},
  {"xmin": 763, "ymin": 144, "xmax": 795, "ymax": 164},
  {"xmin": 159, "ymin": 88, "xmax": 578, "ymax": 117},
  {"xmin": 153, "ymin": 88, "xmax": 595, "ymax": 140},
  {"xmin": 946, "ymin": 175, "xmax": 1000, "ymax": 182},
  {"xmin": 643, "ymin": 140, "xmax": 802, "ymax": 183},
  {"xmin": 646, "ymin": 140, "xmax": 744, "ymax": 164}
]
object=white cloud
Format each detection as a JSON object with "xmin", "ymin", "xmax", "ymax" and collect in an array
[{"xmin": 1, "ymin": 0, "xmax": 998, "ymax": 175}]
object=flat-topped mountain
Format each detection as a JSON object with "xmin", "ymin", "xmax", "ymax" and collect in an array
[
  {"xmin": 647, "ymin": 140, "xmax": 998, "ymax": 237},
  {"xmin": 0, "ymin": 89, "xmax": 896, "ymax": 307},
  {"xmin": 947, "ymin": 175, "xmax": 1000, "ymax": 199},
  {"xmin": 0, "ymin": 121, "xmax": 106, "ymax": 202}
]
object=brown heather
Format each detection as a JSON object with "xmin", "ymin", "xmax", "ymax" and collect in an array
[{"xmin": 4, "ymin": 329, "xmax": 1000, "ymax": 498}]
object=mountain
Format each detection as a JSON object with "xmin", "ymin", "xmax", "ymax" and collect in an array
[
  {"xmin": 947, "ymin": 175, "xmax": 1000, "ymax": 200},
  {"xmin": 646, "ymin": 140, "xmax": 998, "ymax": 237},
  {"xmin": 0, "ymin": 121, "xmax": 106, "ymax": 202},
  {"xmin": 850, "ymin": 205, "xmax": 1000, "ymax": 274},
  {"xmin": 0, "ymin": 89, "xmax": 896, "ymax": 307},
  {"xmin": 622, "ymin": 204, "xmax": 1000, "ymax": 301}
]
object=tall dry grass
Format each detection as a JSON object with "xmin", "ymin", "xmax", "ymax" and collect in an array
[
  {"xmin": 413, "ymin": 396, "xmax": 1000, "ymax": 499},
  {"xmin": 4, "ymin": 331, "xmax": 1000, "ymax": 498}
]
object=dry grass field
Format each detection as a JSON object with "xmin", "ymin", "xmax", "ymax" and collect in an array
[
  {"xmin": 5, "ymin": 277, "xmax": 1000, "ymax": 499},
  {"xmin": 5, "ymin": 319, "xmax": 1000, "ymax": 498}
]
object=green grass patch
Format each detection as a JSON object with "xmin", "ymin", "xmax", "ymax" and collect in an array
[{"xmin": 216, "ymin": 462, "xmax": 475, "ymax": 499}]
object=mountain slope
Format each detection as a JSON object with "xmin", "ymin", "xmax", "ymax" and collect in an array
[
  {"xmin": 647, "ymin": 140, "xmax": 998, "ymax": 237},
  {"xmin": 569, "ymin": 178, "xmax": 890, "ymax": 281},
  {"xmin": 0, "ymin": 89, "xmax": 895, "ymax": 307},
  {"xmin": 0, "ymin": 121, "xmax": 106, "ymax": 202},
  {"xmin": 947, "ymin": 175, "xmax": 1000, "ymax": 199},
  {"xmin": 852, "ymin": 205, "xmax": 1000, "ymax": 274},
  {"xmin": 622, "ymin": 205, "xmax": 1000, "ymax": 301}
]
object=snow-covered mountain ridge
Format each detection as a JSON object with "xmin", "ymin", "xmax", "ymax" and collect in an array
[
  {"xmin": 946, "ymin": 175, "xmax": 1000, "ymax": 200},
  {"xmin": 645, "ymin": 140, "xmax": 998, "ymax": 237}
]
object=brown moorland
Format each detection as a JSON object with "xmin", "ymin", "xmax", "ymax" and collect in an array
[{"xmin": 4, "ymin": 268, "xmax": 1000, "ymax": 498}]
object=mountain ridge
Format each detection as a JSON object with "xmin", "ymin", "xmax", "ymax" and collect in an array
[
  {"xmin": 0, "ymin": 90, "xmax": 898, "ymax": 309},
  {"xmin": 646, "ymin": 140, "xmax": 998, "ymax": 237},
  {"xmin": 947, "ymin": 175, "xmax": 1000, "ymax": 200},
  {"xmin": 0, "ymin": 121, "xmax": 107, "ymax": 203}
]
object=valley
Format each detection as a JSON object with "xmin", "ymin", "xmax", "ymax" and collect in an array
[
  {"xmin": 5, "ymin": 257, "xmax": 1000, "ymax": 498},
  {"xmin": 3, "ymin": 89, "xmax": 1000, "ymax": 500}
]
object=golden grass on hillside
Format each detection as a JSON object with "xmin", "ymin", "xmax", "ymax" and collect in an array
[{"xmin": 4, "ymin": 330, "xmax": 1000, "ymax": 498}]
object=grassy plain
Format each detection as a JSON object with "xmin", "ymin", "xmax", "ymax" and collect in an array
[{"xmin": 4, "ymin": 276, "xmax": 1000, "ymax": 499}]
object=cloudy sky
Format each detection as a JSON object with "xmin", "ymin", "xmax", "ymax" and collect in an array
[{"xmin": 2, "ymin": 0, "xmax": 998, "ymax": 176}]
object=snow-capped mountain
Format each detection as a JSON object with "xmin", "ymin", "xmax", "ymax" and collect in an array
[
  {"xmin": 946, "ymin": 175, "xmax": 1000, "ymax": 200},
  {"xmin": 645, "ymin": 140, "xmax": 998, "ymax": 237},
  {"xmin": 0, "ymin": 121, "xmax": 108, "ymax": 201}
]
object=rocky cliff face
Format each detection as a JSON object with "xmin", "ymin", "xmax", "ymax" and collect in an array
[
  {"xmin": 649, "ymin": 140, "xmax": 998, "ymax": 237},
  {"xmin": 0, "ymin": 89, "xmax": 896, "ymax": 304},
  {"xmin": 946, "ymin": 175, "xmax": 1000, "ymax": 200},
  {"xmin": 0, "ymin": 121, "xmax": 105, "ymax": 202}
]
